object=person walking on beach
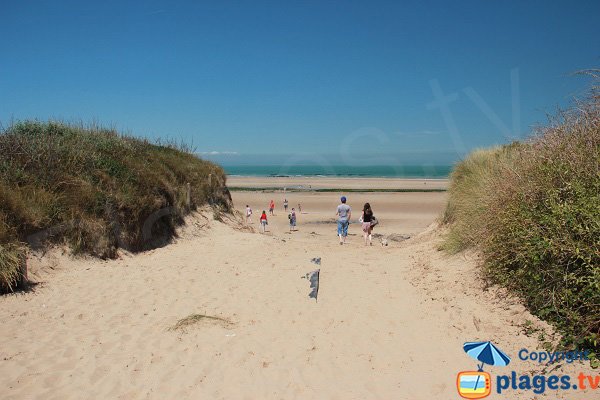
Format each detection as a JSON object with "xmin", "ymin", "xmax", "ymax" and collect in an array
[
  {"xmin": 245, "ymin": 205, "xmax": 253, "ymax": 224},
  {"xmin": 336, "ymin": 196, "xmax": 351, "ymax": 245},
  {"xmin": 289, "ymin": 207, "xmax": 297, "ymax": 232},
  {"xmin": 259, "ymin": 210, "xmax": 268, "ymax": 233},
  {"xmin": 360, "ymin": 202, "xmax": 375, "ymax": 246},
  {"xmin": 283, "ymin": 198, "xmax": 289, "ymax": 212},
  {"xmin": 269, "ymin": 200, "xmax": 275, "ymax": 216},
  {"xmin": 298, "ymin": 203, "xmax": 302, "ymax": 213}
]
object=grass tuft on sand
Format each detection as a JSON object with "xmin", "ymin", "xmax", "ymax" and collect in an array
[
  {"xmin": 443, "ymin": 76, "xmax": 600, "ymax": 355},
  {"xmin": 0, "ymin": 242, "xmax": 27, "ymax": 292},
  {"xmin": 0, "ymin": 120, "xmax": 232, "ymax": 292},
  {"xmin": 170, "ymin": 314, "xmax": 233, "ymax": 332}
]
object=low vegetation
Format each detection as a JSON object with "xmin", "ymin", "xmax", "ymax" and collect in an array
[
  {"xmin": 0, "ymin": 121, "xmax": 232, "ymax": 292},
  {"xmin": 169, "ymin": 313, "xmax": 233, "ymax": 332},
  {"xmin": 443, "ymin": 80, "xmax": 599, "ymax": 357}
]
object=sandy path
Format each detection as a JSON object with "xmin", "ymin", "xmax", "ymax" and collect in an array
[{"xmin": 0, "ymin": 203, "xmax": 594, "ymax": 399}]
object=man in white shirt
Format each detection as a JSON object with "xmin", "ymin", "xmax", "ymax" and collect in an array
[{"xmin": 336, "ymin": 196, "xmax": 351, "ymax": 245}]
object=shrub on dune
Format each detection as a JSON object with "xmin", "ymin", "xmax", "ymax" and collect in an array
[
  {"xmin": 444, "ymin": 81, "xmax": 600, "ymax": 354},
  {"xmin": 0, "ymin": 121, "xmax": 232, "ymax": 292}
]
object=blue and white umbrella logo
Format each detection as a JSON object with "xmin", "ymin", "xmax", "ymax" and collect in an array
[{"xmin": 463, "ymin": 341, "xmax": 511, "ymax": 371}]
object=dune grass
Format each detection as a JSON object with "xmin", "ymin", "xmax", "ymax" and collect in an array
[
  {"xmin": 441, "ymin": 144, "xmax": 520, "ymax": 253},
  {"xmin": 0, "ymin": 242, "xmax": 26, "ymax": 292},
  {"xmin": 443, "ymin": 84, "xmax": 600, "ymax": 355},
  {"xmin": 0, "ymin": 120, "xmax": 232, "ymax": 292}
]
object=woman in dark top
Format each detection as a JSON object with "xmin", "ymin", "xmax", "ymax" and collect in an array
[{"xmin": 361, "ymin": 203, "xmax": 374, "ymax": 246}]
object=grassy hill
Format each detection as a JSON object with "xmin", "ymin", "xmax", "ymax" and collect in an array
[
  {"xmin": 442, "ymin": 83, "xmax": 599, "ymax": 358},
  {"xmin": 0, "ymin": 121, "xmax": 232, "ymax": 292}
]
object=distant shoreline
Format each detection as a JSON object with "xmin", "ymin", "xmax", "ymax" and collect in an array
[
  {"xmin": 226, "ymin": 176, "xmax": 449, "ymax": 191},
  {"xmin": 222, "ymin": 165, "xmax": 453, "ymax": 179},
  {"xmin": 227, "ymin": 174, "xmax": 449, "ymax": 180},
  {"xmin": 228, "ymin": 187, "xmax": 446, "ymax": 193}
]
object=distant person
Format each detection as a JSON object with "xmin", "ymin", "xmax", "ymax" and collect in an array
[
  {"xmin": 245, "ymin": 205, "xmax": 253, "ymax": 224},
  {"xmin": 269, "ymin": 200, "xmax": 275, "ymax": 215},
  {"xmin": 360, "ymin": 202, "xmax": 376, "ymax": 246},
  {"xmin": 336, "ymin": 196, "xmax": 351, "ymax": 245},
  {"xmin": 283, "ymin": 198, "xmax": 289, "ymax": 212},
  {"xmin": 289, "ymin": 207, "xmax": 297, "ymax": 231},
  {"xmin": 298, "ymin": 203, "xmax": 302, "ymax": 213},
  {"xmin": 260, "ymin": 210, "xmax": 268, "ymax": 233}
]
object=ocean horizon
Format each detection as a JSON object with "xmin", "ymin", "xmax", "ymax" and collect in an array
[{"xmin": 223, "ymin": 165, "xmax": 452, "ymax": 178}]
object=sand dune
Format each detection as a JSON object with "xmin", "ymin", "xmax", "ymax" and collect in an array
[{"xmin": 0, "ymin": 191, "xmax": 594, "ymax": 399}]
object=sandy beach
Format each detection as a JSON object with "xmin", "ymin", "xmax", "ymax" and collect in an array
[{"xmin": 0, "ymin": 177, "xmax": 594, "ymax": 399}]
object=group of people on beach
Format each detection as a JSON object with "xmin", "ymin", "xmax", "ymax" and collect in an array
[
  {"xmin": 246, "ymin": 199, "xmax": 297, "ymax": 233},
  {"xmin": 246, "ymin": 199, "xmax": 302, "ymax": 233},
  {"xmin": 245, "ymin": 196, "xmax": 377, "ymax": 245}
]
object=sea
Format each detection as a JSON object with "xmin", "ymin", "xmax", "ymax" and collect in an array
[{"xmin": 223, "ymin": 165, "xmax": 452, "ymax": 178}]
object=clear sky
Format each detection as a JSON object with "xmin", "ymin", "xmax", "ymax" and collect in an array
[{"xmin": 1, "ymin": 0, "xmax": 599, "ymax": 165}]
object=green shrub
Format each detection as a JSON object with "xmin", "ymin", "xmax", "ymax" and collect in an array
[
  {"xmin": 444, "ymin": 88, "xmax": 600, "ymax": 354},
  {"xmin": 0, "ymin": 121, "xmax": 232, "ymax": 291}
]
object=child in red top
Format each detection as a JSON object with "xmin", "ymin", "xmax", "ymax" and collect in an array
[{"xmin": 260, "ymin": 210, "xmax": 268, "ymax": 233}]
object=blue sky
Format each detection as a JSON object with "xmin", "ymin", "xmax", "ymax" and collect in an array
[{"xmin": 1, "ymin": 0, "xmax": 599, "ymax": 165}]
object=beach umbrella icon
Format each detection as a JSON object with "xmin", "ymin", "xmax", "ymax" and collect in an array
[
  {"xmin": 463, "ymin": 341, "xmax": 511, "ymax": 371},
  {"xmin": 463, "ymin": 341, "xmax": 511, "ymax": 396}
]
